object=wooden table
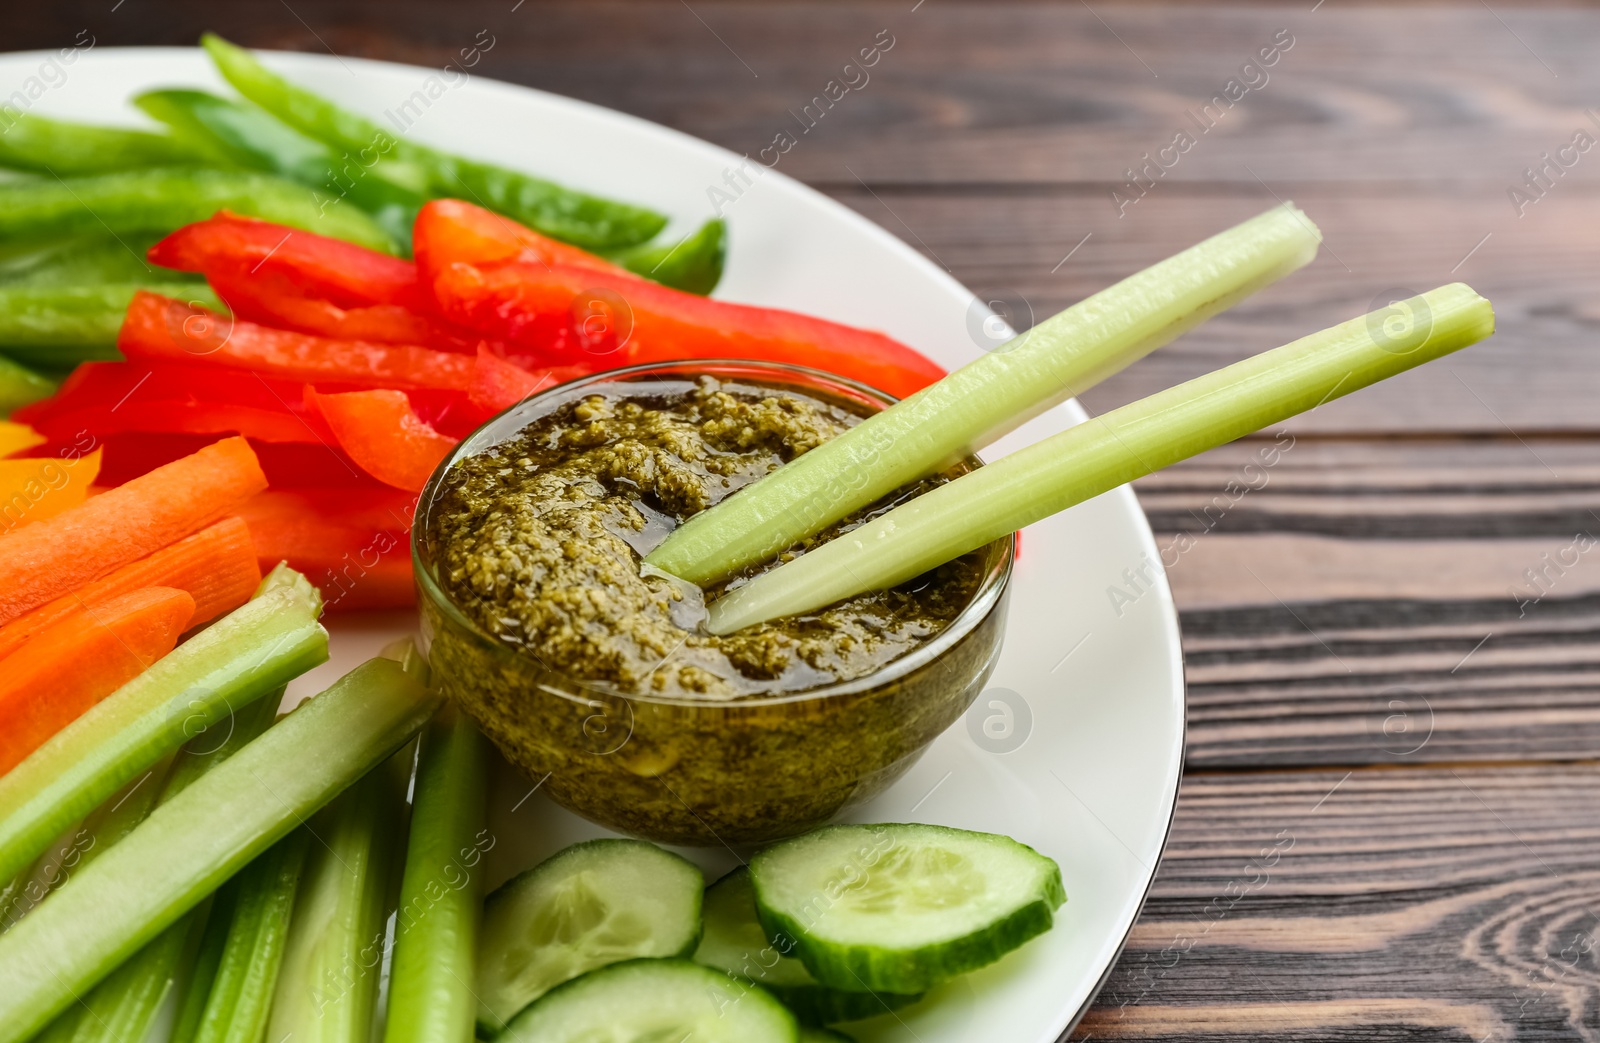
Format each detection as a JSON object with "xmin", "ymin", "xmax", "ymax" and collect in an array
[{"xmin": 19, "ymin": 2, "xmax": 1600, "ymax": 1038}]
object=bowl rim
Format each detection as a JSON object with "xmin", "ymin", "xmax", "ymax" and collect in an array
[{"xmin": 412, "ymin": 357, "xmax": 1016, "ymax": 709}]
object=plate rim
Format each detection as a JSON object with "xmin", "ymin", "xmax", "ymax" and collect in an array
[{"xmin": 0, "ymin": 43, "xmax": 1189, "ymax": 1040}]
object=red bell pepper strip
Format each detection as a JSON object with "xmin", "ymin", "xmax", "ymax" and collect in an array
[
  {"xmin": 119, "ymin": 292, "xmax": 476, "ymax": 392},
  {"xmin": 237, "ymin": 489, "xmax": 417, "ymax": 611},
  {"xmin": 413, "ymin": 199, "xmax": 632, "ymax": 283},
  {"xmin": 468, "ymin": 347, "xmax": 590, "ymax": 415},
  {"xmin": 429, "ymin": 262, "xmax": 947, "ymax": 399},
  {"xmin": 205, "ymin": 264, "xmax": 484, "ymax": 353},
  {"xmin": 15, "ymin": 361, "xmax": 335, "ymax": 445},
  {"xmin": 149, "ymin": 211, "xmax": 422, "ymax": 308},
  {"xmin": 62, "ymin": 433, "xmax": 376, "ymax": 489},
  {"xmin": 305, "ymin": 387, "xmax": 457, "ymax": 492}
]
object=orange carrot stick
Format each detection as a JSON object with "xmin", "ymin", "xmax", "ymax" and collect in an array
[
  {"xmin": 0, "ymin": 516, "xmax": 261, "ymax": 661},
  {"xmin": 0, "ymin": 436, "xmax": 267, "ymax": 626},
  {"xmin": 0, "ymin": 586, "xmax": 196, "ymax": 776}
]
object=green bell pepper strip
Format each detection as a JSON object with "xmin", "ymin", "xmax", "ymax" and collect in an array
[
  {"xmin": 608, "ymin": 218, "xmax": 726, "ymax": 295},
  {"xmin": 0, "ymin": 112, "xmax": 210, "ymax": 176},
  {"xmin": 202, "ymin": 34, "xmax": 668, "ymax": 251},
  {"xmin": 135, "ymin": 89, "xmax": 427, "ymax": 251},
  {"xmin": 0, "ymin": 567, "xmax": 327, "ymax": 886},
  {"xmin": 0, "ymin": 168, "xmax": 397, "ymax": 253},
  {"xmin": 382, "ymin": 705, "xmax": 490, "ymax": 1043},
  {"xmin": 0, "ymin": 354, "xmax": 55, "ymax": 416},
  {"xmin": 0, "ymin": 655, "xmax": 441, "ymax": 1043}
]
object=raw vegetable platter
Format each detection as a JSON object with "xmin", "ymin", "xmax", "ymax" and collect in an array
[{"xmin": 3, "ymin": 45, "xmax": 1187, "ymax": 1042}]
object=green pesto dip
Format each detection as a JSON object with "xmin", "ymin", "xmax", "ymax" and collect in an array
[{"xmin": 421, "ymin": 376, "xmax": 984, "ymax": 700}]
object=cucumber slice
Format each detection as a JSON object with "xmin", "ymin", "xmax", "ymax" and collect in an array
[
  {"xmin": 476, "ymin": 840, "xmax": 704, "ymax": 1034},
  {"xmin": 750, "ymin": 823, "xmax": 1065, "ymax": 994},
  {"xmin": 695, "ymin": 868, "xmax": 922, "ymax": 1025},
  {"xmin": 498, "ymin": 958, "xmax": 797, "ymax": 1043}
]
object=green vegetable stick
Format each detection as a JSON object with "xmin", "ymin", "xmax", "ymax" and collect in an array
[
  {"xmin": 383, "ymin": 705, "xmax": 490, "ymax": 1043},
  {"xmin": 0, "ymin": 758, "xmax": 171, "ymax": 949},
  {"xmin": 170, "ymin": 885, "xmax": 236, "ymax": 1043},
  {"xmin": 202, "ymin": 34, "xmax": 669, "ymax": 251},
  {"xmin": 0, "ymin": 568, "xmax": 327, "ymax": 885},
  {"xmin": 0, "ymin": 112, "xmax": 210, "ymax": 176},
  {"xmin": 266, "ymin": 744, "xmax": 411, "ymax": 1043},
  {"xmin": 0, "ymin": 354, "xmax": 55, "ymax": 416},
  {"xmin": 0, "ymin": 283, "xmax": 224, "ymax": 356},
  {"xmin": 187, "ymin": 829, "xmax": 313, "ymax": 1043},
  {"xmin": 0, "ymin": 235, "xmax": 201, "ymax": 287},
  {"xmin": 709, "ymin": 284, "xmax": 1496, "ymax": 633},
  {"xmin": 607, "ymin": 218, "xmax": 726, "ymax": 295},
  {"xmin": 134, "ymin": 89, "xmax": 427, "ymax": 251},
  {"xmin": 0, "ymin": 656, "xmax": 442, "ymax": 1043},
  {"xmin": 0, "ymin": 169, "xmax": 396, "ymax": 253},
  {"xmin": 647, "ymin": 203, "xmax": 1323, "ymax": 586},
  {"xmin": 46, "ymin": 695, "xmax": 282, "ymax": 1043}
]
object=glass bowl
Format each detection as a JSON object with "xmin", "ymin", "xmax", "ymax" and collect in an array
[{"xmin": 414, "ymin": 359, "xmax": 1014, "ymax": 845}]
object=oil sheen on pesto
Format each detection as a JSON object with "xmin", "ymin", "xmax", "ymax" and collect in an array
[{"xmin": 423, "ymin": 377, "xmax": 983, "ymax": 699}]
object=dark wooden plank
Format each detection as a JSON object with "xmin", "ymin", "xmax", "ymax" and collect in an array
[
  {"xmin": 11, "ymin": 4, "xmax": 1600, "ymax": 190},
  {"xmin": 12, "ymin": 8, "xmax": 1595, "ymax": 431},
  {"xmin": 819, "ymin": 185, "xmax": 1600, "ymax": 435},
  {"xmin": 1123, "ymin": 437, "xmax": 1600, "ymax": 768},
  {"xmin": 1071, "ymin": 765, "xmax": 1600, "ymax": 1041}
]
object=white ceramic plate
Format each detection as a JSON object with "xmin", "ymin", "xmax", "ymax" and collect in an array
[{"xmin": 8, "ymin": 46, "xmax": 1186, "ymax": 1042}]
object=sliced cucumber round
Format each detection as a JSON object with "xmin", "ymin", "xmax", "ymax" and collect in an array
[
  {"xmin": 695, "ymin": 867, "xmax": 922, "ymax": 1024},
  {"xmin": 498, "ymin": 958, "xmax": 798, "ymax": 1042},
  {"xmin": 750, "ymin": 823, "xmax": 1065, "ymax": 994},
  {"xmin": 476, "ymin": 839, "xmax": 704, "ymax": 1035}
]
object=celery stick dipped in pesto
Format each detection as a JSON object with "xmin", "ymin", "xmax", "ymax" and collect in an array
[{"xmin": 422, "ymin": 375, "xmax": 987, "ymax": 699}]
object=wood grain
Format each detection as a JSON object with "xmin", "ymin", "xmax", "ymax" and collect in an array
[
  {"xmin": 821, "ymin": 185, "xmax": 1600, "ymax": 435},
  {"xmin": 1130, "ymin": 436, "xmax": 1600, "ymax": 769},
  {"xmin": 15, "ymin": 7, "xmax": 1597, "ymax": 431},
  {"xmin": 7, "ymin": 4, "xmax": 1600, "ymax": 1042},
  {"xmin": 1074, "ymin": 766, "xmax": 1600, "ymax": 1041}
]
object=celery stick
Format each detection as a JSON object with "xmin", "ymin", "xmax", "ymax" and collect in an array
[
  {"xmin": 0, "ymin": 575, "xmax": 326, "ymax": 884},
  {"xmin": 171, "ymin": 886, "xmax": 236, "ymax": 1043},
  {"xmin": 52, "ymin": 695, "xmax": 281, "ymax": 1043},
  {"xmin": 5, "ymin": 758, "xmax": 172, "ymax": 932},
  {"xmin": 267, "ymin": 747, "xmax": 412, "ymax": 1043},
  {"xmin": 709, "ymin": 284, "xmax": 1494, "ymax": 633},
  {"xmin": 647, "ymin": 203, "xmax": 1321, "ymax": 586},
  {"xmin": 0, "ymin": 656, "xmax": 439, "ymax": 1043},
  {"xmin": 0, "ymin": 878, "xmax": 20, "ymax": 933},
  {"xmin": 188, "ymin": 829, "xmax": 313, "ymax": 1043},
  {"xmin": 383, "ymin": 706, "xmax": 490, "ymax": 1043}
]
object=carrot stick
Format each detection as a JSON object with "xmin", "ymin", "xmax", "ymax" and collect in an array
[
  {"xmin": 0, "ymin": 586, "xmax": 196, "ymax": 776},
  {"xmin": 238, "ymin": 489, "xmax": 415, "ymax": 611},
  {"xmin": 0, "ymin": 436, "xmax": 267, "ymax": 626},
  {"xmin": 0, "ymin": 516, "xmax": 261, "ymax": 660}
]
